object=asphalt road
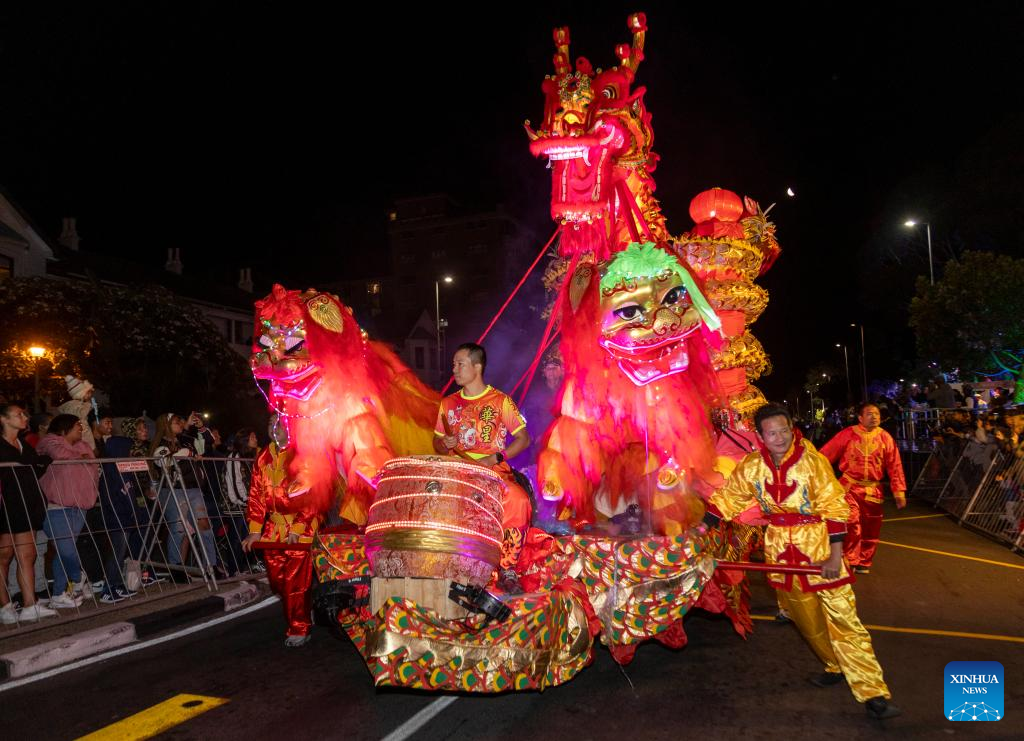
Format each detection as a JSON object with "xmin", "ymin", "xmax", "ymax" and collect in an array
[{"xmin": 3, "ymin": 500, "xmax": 1023, "ymax": 741}]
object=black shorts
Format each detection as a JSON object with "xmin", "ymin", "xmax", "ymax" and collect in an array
[{"xmin": 0, "ymin": 489, "xmax": 47, "ymax": 534}]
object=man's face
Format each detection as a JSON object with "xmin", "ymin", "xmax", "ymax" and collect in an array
[
  {"xmin": 451, "ymin": 349, "xmax": 481, "ymax": 388},
  {"xmin": 758, "ymin": 415, "xmax": 794, "ymax": 460},
  {"xmin": 541, "ymin": 363, "xmax": 563, "ymax": 390},
  {"xmin": 858, "ymin": 405, "xmax": 881, "ymax": 430}
]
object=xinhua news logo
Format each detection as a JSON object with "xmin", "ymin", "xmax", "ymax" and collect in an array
[{"xmin": 945, "ymin": 661, "xmax": 1003, "ymax": 721}]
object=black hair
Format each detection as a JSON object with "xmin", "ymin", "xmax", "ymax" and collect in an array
[
  {"xmin": 29, "ymin": 413, "xmax": 52, "ymax": 434},
  {"xmin": 0, "ymin": 403, "xmax": 23, "ymax": 420},
  {"xmin": 857, "ymin": 401, "xmax": 880, "ymax": 415},
  {"xmin": 231, "ymin": 428, "xmax": 257, "ymax": 454},
  {"xmin": 48, "ymin": 413, "xmax": 82, "ymax": 436},
  {"xmin": 457, "ymin": 342, "xmax": 487, "ymax": 374},
  {"xmin": 754, "ymin": 403, "xmax": 793, "ymax": 435}
]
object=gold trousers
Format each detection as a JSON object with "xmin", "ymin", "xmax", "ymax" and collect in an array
[{"xmin": 777, "ymin": 580, "xmax": 890, "ymax": 703}]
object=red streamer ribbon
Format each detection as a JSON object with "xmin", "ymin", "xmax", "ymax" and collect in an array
[{"xmin": 441, "ymin": 227, "xmax": 560, "ymax": 395}]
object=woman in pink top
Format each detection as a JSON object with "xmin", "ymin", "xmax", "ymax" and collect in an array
[{"xmin": 38, "ymin": 414, "xmax": 100, "ymax": 608}]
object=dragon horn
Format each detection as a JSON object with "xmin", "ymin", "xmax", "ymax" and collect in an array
[
  {"xmin": 618, "ymin": 12, "xmax": 647, "ymax": 74},
  {"xmin": 553, "ymin": 26, "xmax": 571, "ymax": 76}
]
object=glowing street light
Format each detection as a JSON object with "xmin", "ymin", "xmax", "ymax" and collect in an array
[
  {"xmin": 435, "ymin": 276, "xmax": 454, "ymax": 385},
  {"xmin": 903, "ymin": 219, "xmax": 934, "ymax": 286},
  {"xmin": 850, "ymin": 323, "xmax": 868, "ymax": 401},
  {"xmin": 27, "ymin": 345, "xmax": 47, "ymax": 413},
  {"xmin": 786, "ymin": 187, "xmax": 796, "ymax": 197},
  {"xmin": 836, "ymin": 343, "xmax": 852, "ymax": 405}
]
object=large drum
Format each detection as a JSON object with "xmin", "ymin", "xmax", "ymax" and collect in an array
[{"xmin": 366, "ymin": 456, "xmax": 506, "ymax": 614}]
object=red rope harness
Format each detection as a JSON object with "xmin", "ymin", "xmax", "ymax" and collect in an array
[{"xmin": 441, "ymin": 227, "xmax": 560, "ymax": 395}]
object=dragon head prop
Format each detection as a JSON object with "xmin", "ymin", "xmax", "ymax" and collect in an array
[
  {"xmin": 525, "ymin": 13, "xmax": 658, "ymax": 258},
  {"xmin": 597, "ymin": 243, "xmax": 721, "ymax": 386}
]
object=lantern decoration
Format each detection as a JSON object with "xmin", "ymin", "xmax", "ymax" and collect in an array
[
  {"xmin": 678, "ymin": 193, "xmax": 780, "ymax": 419},
  {"xmin": 688, "ymin": 187, "xmax": 745, "ymax": 231}
]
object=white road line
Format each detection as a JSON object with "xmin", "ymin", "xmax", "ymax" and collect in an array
[
  {"xmin": 381, "ymin": 696, "xmax": 459, "ymax": 741},
  {"xmin": 0, "ymin": 596, "xmax": 280, "ymax": 693}
]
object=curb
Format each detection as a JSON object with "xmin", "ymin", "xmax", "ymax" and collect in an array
[{"xmin": 0, "ymin": 581, "xmax": 263, "ymax": 681}]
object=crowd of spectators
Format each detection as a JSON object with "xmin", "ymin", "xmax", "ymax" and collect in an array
[{"xmin": 0, "ymin": 375, "xmax": 261, "ymax": 624}]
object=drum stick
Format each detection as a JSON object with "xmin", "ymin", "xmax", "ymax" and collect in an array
[{"xmin": 252, "ymin": 541, "xmax": 312, "ymax": 551}]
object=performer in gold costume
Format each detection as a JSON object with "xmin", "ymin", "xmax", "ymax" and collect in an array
[{"xmin": 703, "ymin": 403, "xmax": 901, "ymax": 720}]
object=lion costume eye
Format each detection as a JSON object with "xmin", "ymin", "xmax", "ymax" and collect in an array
[
  {"xmin": 284, "ymin": 336, "xmax": 305, "ymax": 352},
  {"xmin": 661, "ymin": 286, "xmax": 688, "ymax": 306},
  {"xmin": 258, "ymin": 334, "xmax": 273, "ymax": 348},
  {"xmin": 614, "ymin": 304, "xmax": 644, "ymax": 321}
]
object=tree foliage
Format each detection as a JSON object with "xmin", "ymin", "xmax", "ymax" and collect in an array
[
  {"xmin": 0, "ymin": 277, "xmax": 256, "ymax": 420},
  {"xmin": 909, "ymin": 251, "xmax": 1024, "ymax": 375}
]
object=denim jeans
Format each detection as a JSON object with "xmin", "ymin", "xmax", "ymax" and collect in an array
[
  {"xmin": 99, "ymin": 498, "xmax": 152, "ymax": 591},
  {"xmin": 43, "ymin": 507, "xmax": 87, "ymax": 595},
  {"xmin": 158, "ymin": 487, "xmax": 217, "ymax": 569}
]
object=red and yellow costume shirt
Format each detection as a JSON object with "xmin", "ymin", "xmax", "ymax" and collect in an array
[
  {"xmin": 705, "ymin": 431, "xmax": 853, "ymax": 592},
  {"xmin": 819, "ymin": 425, "xmax": 906, "ymax": 502},
  {"xmin": 246, "ymin": 443, "xmax": 322, "ymax": 543},
  {"xmin": 434, "ymin": 385, "xmax": 527, "ymax": 460}
]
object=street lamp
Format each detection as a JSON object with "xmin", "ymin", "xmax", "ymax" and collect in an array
[
  {"xmin": 850, "ymin": 323, "xmax": 867, "ymax": 401},
  {"xmin": 435, "ymin": 276, "xmax": 453, "ymax": 385},
  {"xmin": 836, "ymin": 343, "xmax": 852, "ymax": 405},
  {"xmin": 903, "ymin": 219, "xmax": 934, "ymax": 286},
  {"xmin": 27, "ymin": 346, "xmax": 47, "ymax": 413}
]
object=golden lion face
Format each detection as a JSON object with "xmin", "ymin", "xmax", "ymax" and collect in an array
[
  {"xmin": 251, "ymin": 318, "xmax": 320, "ymax": 401},
  {"xmin": 598, "ymin": 268, "xmax": 702, "ymax": 386}
]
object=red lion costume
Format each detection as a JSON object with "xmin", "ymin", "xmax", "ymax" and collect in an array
[{"xmin": 251, "ymin": 284, "xmax": 439, "ymax": 524}]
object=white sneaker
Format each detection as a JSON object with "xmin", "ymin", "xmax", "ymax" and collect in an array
[
  {"xmin": 20, "ymin": 603, "xmax": 58, "ymax": 620},
  {"xmin": 0, "ymin": 603, "xmax": 18, "ymax": 625},
  {"xmin": 72, "ymin": 575, "xmax": 93, "ymax": 596},
  {"xmin": 49, "ymin": 593, "xmax": 84, "ymax": 609}
]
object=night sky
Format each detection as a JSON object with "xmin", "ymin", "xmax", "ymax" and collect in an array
[{"xmin": 3, "ymin": 3, "xmax": 1022, "ymax": 402}]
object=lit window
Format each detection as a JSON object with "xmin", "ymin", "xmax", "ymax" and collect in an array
[
  {"xmin": 0, "ymin": 254, "xmax": 12, "ymax": 281},
  {"xmin": 367, "ymin": 282, "xmax": 381, "ymax": 295}
]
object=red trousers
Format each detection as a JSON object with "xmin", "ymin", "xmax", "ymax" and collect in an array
[
  {"xmin": 264, "ymin": 548, "xmax": 313, "ymax": 637},
  {"xmin": 493, "ymin": 462, "xmax": 532, "ymax": 570},
  {"xmin": 843, "ymin": 490, "xmax": 884, "ymax": 568}
]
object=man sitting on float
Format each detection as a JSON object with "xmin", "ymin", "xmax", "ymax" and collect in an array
[{"xmin": 433, "ymin": 343, "xmax": 532, "ymax": 590}]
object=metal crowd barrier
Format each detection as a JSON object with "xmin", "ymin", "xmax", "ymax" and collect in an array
[
  {"xmin": 1, "ymin": 454, "xmax": 260, "ymax": 629},
  {"xmin": 911, "ymin": 439, "xmax": 1024, "ymax": 553}
]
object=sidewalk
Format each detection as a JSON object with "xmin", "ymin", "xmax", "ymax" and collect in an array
[{"xmin": 0, "ymin": 575, "xmax": 270, "ymax": 681}]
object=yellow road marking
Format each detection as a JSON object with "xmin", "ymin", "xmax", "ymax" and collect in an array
[
  {"xmin": 77, "ymin": 693, "xmax": 228, "ymax": 740},
  {"xmin": 882, "ymin": 514, "xmax": 947, "ymax": 522},
  {"xmin": 751, "ymin": 615, "xmax": 1024, "ymax": 644},
  {"xmin": 877, "ymin": 540, "xmax": 1024, "ymax": 570}
]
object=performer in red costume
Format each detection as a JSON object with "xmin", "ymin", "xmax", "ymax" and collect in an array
[
  {"xmin": 242, "ymin": 429, "xmax": 325, "ymax": 646},
  {"xmin": 433, "ymin": 343, "xmax": 532, "ymax": 589},
  {"xmin": 820, "ymin": 403, "xmax": 907, "ymax": 574}
]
